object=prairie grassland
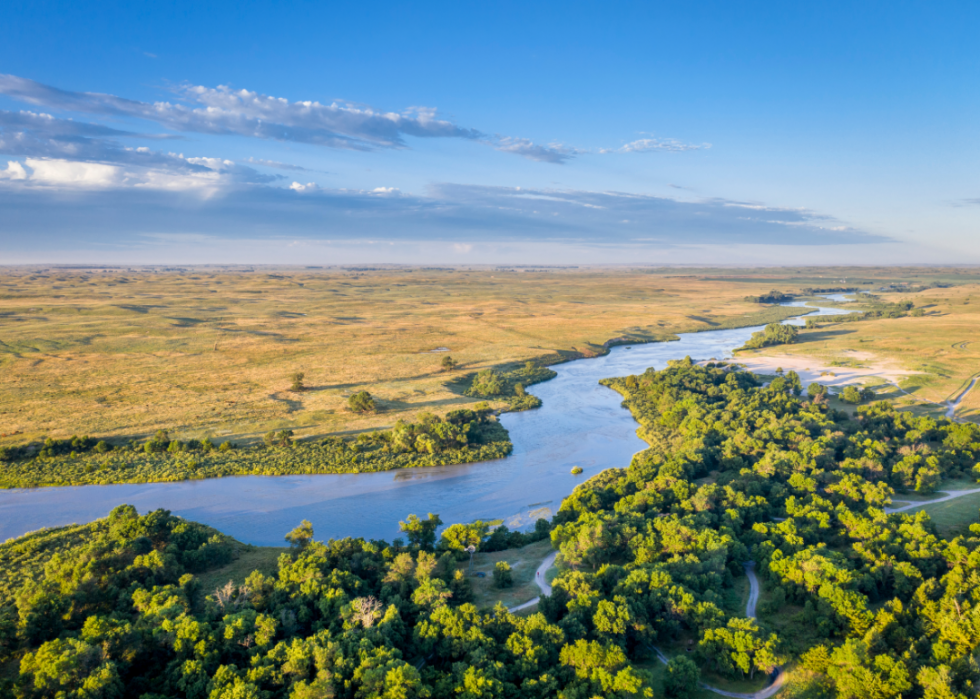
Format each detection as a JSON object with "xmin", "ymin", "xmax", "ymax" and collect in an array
[
  {"xmin": 2, "ymin": 265, "xmax": 979, "ymax": 444},
  {"xmin": 738, "ymin": 281, "xmax": 980, "ymax": 421}
]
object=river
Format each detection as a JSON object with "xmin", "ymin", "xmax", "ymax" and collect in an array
[{"xmin": 0, "ymin": 299, "xmax": 854, "ymax": 545}]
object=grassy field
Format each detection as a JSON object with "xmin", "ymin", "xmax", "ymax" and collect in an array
[
  {"xmin": 456, "ymin": 537, "xmax": 554, "ymax": 610},
  {"xmin": 738, "ymin": 281, "xmax": 980, "ymax": 420},
  {"xmin": 2, "ymin": 265, "xmax": 980, "ymax": 446}
]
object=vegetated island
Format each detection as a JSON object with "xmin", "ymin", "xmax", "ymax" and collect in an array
[
  {"xmin": 3, "ymin": 361, "xmax": 980, "ymax": 697},
  {"xmin": 0, "ymin": 362, "xmax": 556, "ymax": 489}
]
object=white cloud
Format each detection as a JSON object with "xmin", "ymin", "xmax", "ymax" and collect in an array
[
  {"xmin": 0, "ymin": 74, "xmax": 483, "ymax": 151},
  {"xmin": 0, "ymin": 74, "xmax": 709, "ymax": 166},
  {"xmin": 3, "ymin": 156, "xmax": 247, "ymax": 193},
  {"xmin": 25, "ymin": 158, "xmax": 124, "ymax": 187},
  {"xmin": 601, "ymin": 137, "xmax": 710, "ymax": 154},
  {"xmin": 0, "ymin": 160, "xmax": 27, "ymax": 180},
  {"xmin": 491, "ymin": 137, "xmax": 580, "ymax": 164}
]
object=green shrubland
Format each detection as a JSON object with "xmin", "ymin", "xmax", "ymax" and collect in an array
[{"xmin": 0, "ymin": 408, "xmax": 510, "ymax": 488}]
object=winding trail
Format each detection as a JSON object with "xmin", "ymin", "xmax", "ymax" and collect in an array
[
  {"xmin": 744, "ymin": 561, "xmax": 760, "ymax": 619},
  {"xmin": 506, "ymin": 551, "xmax": 557, "ymax": 612},
  {"xmin": 946, "ymin": 376, "xmax": 979, "ymax": 420},
  {"xmin": 885, "ymin": 487, "xmax": 980, "ymax": 514},
  {"xmin": 650, "ymin": 560, "xmax": 786, "ymax": 698}
]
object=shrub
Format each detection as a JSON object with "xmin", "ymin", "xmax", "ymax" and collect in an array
[
  {"xmin": 348, "ymin": 391, "xmax": 377, "ymax": 413},
  {"xmin": 840, "ymin": 386, "xmax": 863, "ymax": 404},
  {"xmin": 807, "ymin": 382, "xmax": 828, "ymax": 398},
  {"xmin": 469, "ymin": 369, "xmax": 505, "ymax": 397},
  {"xmin": 290, "ymin": 372, "xmax": 306, "ymax": 392},
  {"xmin": 743, "ymin": 323, "xmax": 799, "ymax": 350},
  {"xmin": 493, "ymin": 561, "xmax": 513, "ymax": 588},
  {"xmin": 440, "ymin": 355, "xmax": 457, "ymax": 371},
  {"xmin": 571, "ymin": 466, "xmax": 583, "ymax": 474}
]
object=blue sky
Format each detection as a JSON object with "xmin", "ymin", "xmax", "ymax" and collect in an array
[{"xmin": 1, "ymin": 1, "xmax": 977, "ymax": 264}]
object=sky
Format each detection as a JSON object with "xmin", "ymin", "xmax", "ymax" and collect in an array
[{"xmin": 1, "ymin": 1, "xmax": 978, "ymax": 265}]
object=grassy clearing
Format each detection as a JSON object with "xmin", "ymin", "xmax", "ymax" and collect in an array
[
  {"xmin": 906, "ymin": 492, "xmax": 980, "ymax": 538},
  {"xmin": 457, "ymin": 538, "xmax": 554, "ymax": 610},
  {"xmin": 5, "ymin": 266, "xmax": 975, "ymax": 445},
  {"xmin": 195, "ymin": 543, "xmax": 289, "ymax": 596}
]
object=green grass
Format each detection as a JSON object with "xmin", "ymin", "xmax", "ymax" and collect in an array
[
  {"xmin": 458, "ymin": 538, "xmax": 554, "ymax": 610},
  {"xmin": 905, "ymin": 492, "xmax": 980, "ymax": 537},
  {"xmin": 195, "ymin": 543, "xmax": 288, "ymax": 596}
]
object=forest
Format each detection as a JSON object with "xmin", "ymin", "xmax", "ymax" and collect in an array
[{"xmin": 2, "ymin": 360, "xmax": 980, "ymax": 698}]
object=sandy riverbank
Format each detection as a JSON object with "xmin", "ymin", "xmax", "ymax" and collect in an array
[{"xmin": 722, "ymin": 352, "xmax": 922, "ymax": 389}]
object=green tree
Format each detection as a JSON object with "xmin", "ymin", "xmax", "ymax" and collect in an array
[
  {"xmin": 439, "ymin": 521, "xmax": 488, "ymax": 552},
  {"xmin": 743, "ymin": 323, "xmax": 799, "ymax": 349},
  {"xmin": 290, "ymin": 371, "xmax": 306, "ymax": 392},
  {"xmin": 285, "ymin": 520, "xmax": 314, "ymax": 549},
  {"xmin": 469, "ymin": 369, "xmax": 505, "ymax": 397},
  {"xmin": 841, "ymin": 386, "xmax": 863, "ymax": 404},
  {"xmin": 399, "ymin": 513, "xmax": 443, "ymax": 550},
  {"xmin": 441, "ymin": 355, "xmax": 458, "ymax": 371},
  {"xmin": 807, "ymin": 382, "xmax": 828, "ymax": 398},
  {"xmin": 664, "ymin": 656, "xmax": 701, "ymax": 699},
  {"xmin": 493, "ymin": 561, "xmax": 513, "ymax": 588},
  {"xmin": 348, "ymin": 390, "xmax": 377, "ymax": 413}
]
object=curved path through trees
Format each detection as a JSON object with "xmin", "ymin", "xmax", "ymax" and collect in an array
[
  {"xmin": 517, "ymin": 552, "xmax": 787, "ymax": 697},
  {"xmin": 506, "ymin": 551, "xmax": 557, "ymax": 612},
  {"xmin": 744, "ymin": 561, "xmax": 760, "ymax": 619},
  {"xmin": 885, "ymin": 487, "xmax": 980, "ymax": 514},
  {"xmin": 650, "ymin": 560, "xmax": 787, "ymax": 699}
]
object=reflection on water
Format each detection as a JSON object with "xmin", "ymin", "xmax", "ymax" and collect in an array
[{"xmin": 0, "ymin": 301, "xmax": 853, "ymax": 546}]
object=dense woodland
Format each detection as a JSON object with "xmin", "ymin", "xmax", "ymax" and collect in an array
[
  {"xmin": 2, "ymin": 361, "xmax": 980, "ymax": 698},
  {"xmin": 0, "ymin": 408, "xmax": 510, "ymax": 488}
]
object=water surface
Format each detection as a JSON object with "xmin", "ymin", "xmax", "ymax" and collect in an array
[{"xmin": 0, "ymin": 301, "xmax": 850, "ymax": 545}]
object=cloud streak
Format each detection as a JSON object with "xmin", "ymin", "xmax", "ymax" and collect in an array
[
  {"xmin": 0, "ymin": 74, "xmax": 707, "ymax": 165},
  {"xmin": 0, "ymin": 178, "xmax": 884, "ymax": 251}
]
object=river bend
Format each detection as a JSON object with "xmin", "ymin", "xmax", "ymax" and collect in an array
[{"xmin": 0, "ymin": 301, "xmax": 852, "ymax": 545}]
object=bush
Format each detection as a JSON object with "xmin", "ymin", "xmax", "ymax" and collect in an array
[
  {"xmin": 493, "ymin": 561, "xmax": 513, "ymax": 588},
  {"xmin": 440, "ymin": 355, "xmax": 457, "ymax": 371},
  {"xmin": 840, "ymin": 386, "xmax": 863, "ymax": 404},
  {"xmin": 469, "ymin": 369, "xmax": 506, "ymax": 397},
  {"xmin": 571, "ymin": 466, "xmax": 583, "ymax": 474},
  {"xmin": 742, "ymin": 323, "xmax": 799, "ymax": 350},
  {"xmin": 664, "ymin": 656, "xmax": 701, "ymax": 698},
  {"xmin": 807, "ymin": 382, "xmax": 828, "ymax": 398},
  {"xmin": 290, "ymin": 372, "xmax": 306, "ymax": 392},
  {"xmin": 348, "ymin": 391, "xmax": 377, "ymax": 413}
]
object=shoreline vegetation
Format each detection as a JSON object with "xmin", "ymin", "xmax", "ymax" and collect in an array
[
  {"xmin": 0, "ymin": 364, "xmax": 557, "ymax": 489},
  {"xmin": 0, "ymin": 407, "xmax": 515, "ymax": 490},
  {"xmin": 3, "ymin": 362, "xmax": 980, "ymax": 697}
]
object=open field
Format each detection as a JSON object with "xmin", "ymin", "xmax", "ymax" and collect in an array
[
  {"xmin": 737, "ymin": 282, "xmax": 980, "ymax": 421},
  {"xmin": 456, "ymin": 537, "xmax": 554, "ymax": 610},
  {"xmin": 2, "ymin": 265, "xmax": 980, "ymax": 445}
]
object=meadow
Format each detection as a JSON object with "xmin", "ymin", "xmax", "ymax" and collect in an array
[{"xmin": 4, "ymin": 265, "xmax": 980, "ymax": 451}]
